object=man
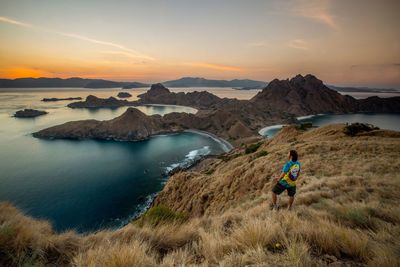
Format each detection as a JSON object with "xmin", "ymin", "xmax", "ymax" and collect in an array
[{"xmin": 271, "ymin": 150, "xmax": 301, "ymax": 210}]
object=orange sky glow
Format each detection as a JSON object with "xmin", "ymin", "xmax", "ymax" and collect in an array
[{"xmin": 0, "ymin": 0, "xmax": 399, "ymax": 88}]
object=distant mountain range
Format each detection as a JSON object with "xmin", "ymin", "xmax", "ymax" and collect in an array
[
  {"xmin": 0, "ymin": 77, "xmax": 148, "ymax": 89},
  {"xmin": 0, "ymin": 77, "xmax": 398, "ymax": 92},
  {"xmin": 327, "ymin": 85, "xmax": 399, "ymax": 93},
  {"xmin": 162, "ymin": 77, "xmax": 267, "ymax": 89}
]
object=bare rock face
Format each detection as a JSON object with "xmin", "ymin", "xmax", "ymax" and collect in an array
[
  {"xmin": 67, "ymin": 95, "xmax": 133, "ymax": 108},
  {"xmin": 14, "ymin": 109, "xmax": 48, "ymax": 118},
  {"xmin": 33, "ymin": 108, "xmax": 178, "ymax": 141},
  {"xmin": 117, "ymin": 92, "xmax": 132, "ymax": 98}
]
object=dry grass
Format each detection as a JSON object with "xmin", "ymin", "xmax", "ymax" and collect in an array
[{"xmin": 1, "ymin": 124, "xmax": 399, "ymax": 266}]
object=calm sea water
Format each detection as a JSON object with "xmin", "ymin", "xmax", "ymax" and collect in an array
[
  {"xmin": 260, "ymin": 113, "xmax": 400, "ymax": 137},
  {"xmin": 1, "ymin": 87, "xmax": 399, "ymax": 232},
  {"xmin": 0, "ymin": 89, "xmax": 227, "ymax": 232}
]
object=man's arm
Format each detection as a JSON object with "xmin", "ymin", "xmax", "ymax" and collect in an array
[{"xmin": 275, "ymin": 172, "xmax": 285, "ymax": 182}]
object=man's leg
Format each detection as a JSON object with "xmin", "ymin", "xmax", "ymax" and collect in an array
[
  {"xmin": 272, "ymin": 192, "xmax": 277, "ymax": 205},
  {"xmin": 271, "ymin": 183, "xmax": 284, "ymax": 210},
  {"xmin": 287, "ymin": 186, "xmax": 296, "ymax": 210},
  {"xmin": 288, "ymin": 196, "xmax": 294, "ymax": 210}
]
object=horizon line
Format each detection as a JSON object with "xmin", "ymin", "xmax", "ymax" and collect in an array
[{"xmin": 1, "ymin": 75, "xmax": 400, "ymax": 90}]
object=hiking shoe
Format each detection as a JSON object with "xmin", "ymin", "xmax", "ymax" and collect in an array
[{"xmin": 269, "ymin": 204, "xmax": 279, "ymax": 211}]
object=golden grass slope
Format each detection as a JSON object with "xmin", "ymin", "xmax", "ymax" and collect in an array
[{"xmin": 0, "ymin": 123, "xmax": 399, "ymax": 266}]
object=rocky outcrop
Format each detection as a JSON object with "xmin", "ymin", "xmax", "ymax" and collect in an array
[
  {"xmin": 117, "ymin": 92, "xmax": 132, "ymax": 98},
  {"xmin": 251, "ymin": 74, "xmax": 400, "ymax": 115},
  {"xmin": 251, "ymin": 74, "xmax": 358, "ymax": 115},
  {"xmin": 14, "ymin": 109, "xmax": 48, "ymax": 118},
  {"xmin": 42, "ymin": 97, "xmax": 82, "ymax": 102},
  {"xmin": 33, "ymin": 108, "xmax": 179, "ymax": 141},
  {"xmin": 136, "ymin": 83, "xmax": 222, "ymax": 109},
  {"xmin": 67, "ymin": 95, "xmax": 134, "ymax": 109}
]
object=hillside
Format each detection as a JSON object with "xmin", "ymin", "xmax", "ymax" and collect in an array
[{"xmin": 2, "ymin": 123, "xmax": 400, "ymax": 266}]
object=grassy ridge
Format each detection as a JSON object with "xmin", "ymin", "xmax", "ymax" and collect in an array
[{"xmin": 1, "ymin": 124, "xmax": 399, "ymax": 266}]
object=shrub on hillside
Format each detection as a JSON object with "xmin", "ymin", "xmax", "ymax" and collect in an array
[
  {"xmin": 255, "ymin": 150, "xmax": 268, "ymax": 159},
  {"xmin": 245, "ymin": 142, "xmax": 262, "ymax": 154},
  {"xmin": 296, "ymin": 122, "xmax": 313, "ymax": 130},
  {"xmin": 218, "ymin": 153, "xmax": 242, "ymax": 162},
  {"xmin": 344, "ymin": 123, "xmax": 379, "ymax": 136},
  {"xmin": 133, "ymin": 205, "xmax": 187, "ymax": 227}
]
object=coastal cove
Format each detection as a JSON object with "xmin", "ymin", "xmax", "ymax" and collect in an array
[
  {"xmin": 259, "ymin": 113, "xmax": 400, "ymax": 137},
  {"xmin": 0, "ymin": 90, "xmax": 228, "ymax": 232}
]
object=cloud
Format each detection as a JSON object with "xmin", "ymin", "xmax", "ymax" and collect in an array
[
  {"xmin": 292, "ymin": 0, "xmax": 339, "ymax": 31},
  {"xmin": 287, "ymin": 39, "xmax": 309, "ymax": 50},
  {"xmin": 182, "ymin": 62, "xmax": 243, "ymax": 72},
  {"xmin": 0, "ymin": 16, "xmax": 154, "ymax": 61},
  {"xmin": 59, "ymin": 33, "xmax": 154, "ymax": 61},
  {"xmin": 0, "ymin": 16, "xmax": 33, "ymax": 28},
  {"xmin": 350, "ymin": 63, "xmax": 400, "ymax": 70}
]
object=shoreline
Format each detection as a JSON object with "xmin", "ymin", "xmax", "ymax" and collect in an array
[
  {"xmin": 184, "ymin": 129, "xmax": 234, "ymax": 152},
  {"xmin": 142, "ymin": 103, "xmax": 198, "ymax": 111}
]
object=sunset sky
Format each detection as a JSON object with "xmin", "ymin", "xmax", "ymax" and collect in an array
[{"xmin": 0, "ymin": 0, "xmax": 399, "ymax": 88}]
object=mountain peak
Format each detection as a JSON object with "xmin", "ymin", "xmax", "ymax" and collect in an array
[{"xmin": 250, "ymin": 74, "xmax": 358, "ymax": 115}]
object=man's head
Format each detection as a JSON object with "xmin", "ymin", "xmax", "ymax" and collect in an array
[{"xmin": 288, "ymin": 150, "xmax": 298, "ymax": 161}]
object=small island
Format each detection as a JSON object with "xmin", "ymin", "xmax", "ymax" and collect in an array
[
  {"xmin": 14, "ymin": 109, "xmax": 48, "ymax": 118},
  {"xmin": 42, "ymin": 97, "xmax": 82, "ymax": 102},
  {"xmin": 67, "ymin": 95, "xmax": 134, "ymax": 109},
  {"xmin": 117, "ymin": 92, "xmax": 132, "ymax": 98}
]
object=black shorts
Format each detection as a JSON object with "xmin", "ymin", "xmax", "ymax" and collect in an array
[{"xmin": 272, "ymin": 182, "xmax": 296, "ymax": 197}]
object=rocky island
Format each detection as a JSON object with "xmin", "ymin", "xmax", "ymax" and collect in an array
[
  {"xmin": 14, "ymin": 109, "xmax": 48, "ymax": 118},
  {"xmin": 67, "ymin": 95, "xmax": 135, "ymax": 109},
  {"xmin": 117, "ymin": 92, "xmax": 132, "ymax": 98},
  {"xmin": 42, "ymin": 97, "xmax": 82, "ymax": 102}
]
